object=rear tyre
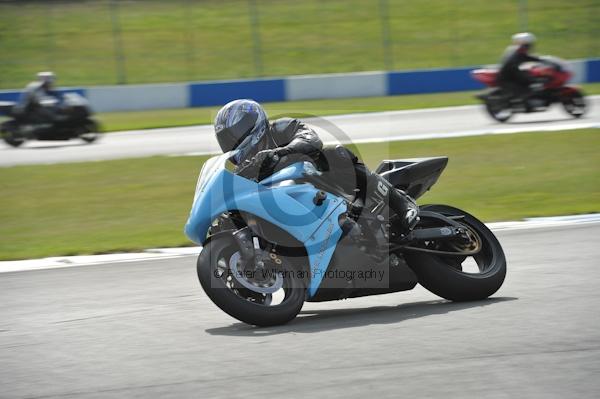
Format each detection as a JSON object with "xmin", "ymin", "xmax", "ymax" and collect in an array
[
  {"xmin": 484, "ymin": 97, "xmax": 512, "ymax": 123},
  {"xmin": 197, "ymin": 236, "xmax": 305, "ymax": 326},
  {"xmin": 561, "ymin": 90, "xmax": 586, "ymax": 118},
  {"xmin": 1, "ymin": 121, "xmax": 26, "ymax": 147},
  {"xmin": 405, "ymin": 205, "xmax": 506, "ymax": 301}
]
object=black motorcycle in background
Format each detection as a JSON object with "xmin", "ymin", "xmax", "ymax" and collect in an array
[{"xmin": 0, "ymin": 92, "xmax": 101, "ymax": 147}]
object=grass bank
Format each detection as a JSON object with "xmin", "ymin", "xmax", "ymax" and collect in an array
[
  {"xmin": 1, "ymin": 129, "xmax": 598, "ymax": 260},
  {"xmin": 1, "ymin": 0, "xmax": 597, "ymax": 88}
]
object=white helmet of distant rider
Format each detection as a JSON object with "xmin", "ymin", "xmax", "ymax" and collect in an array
[
  {"xmin": 512, "ymin": 32, "xmax": 536, "ymax": 50},
  {"xmin": 37, "ymin": 71, "xmax": 56, "ymax": 89}
]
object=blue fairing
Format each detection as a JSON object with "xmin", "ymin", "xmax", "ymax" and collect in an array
[{"xmin": 184, "ymin": 154, "xmax": 347, "ymax": 297}]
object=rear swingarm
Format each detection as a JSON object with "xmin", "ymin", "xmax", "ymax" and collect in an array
[
  {"xmin": 392, "ymin": 210, "xmax": 482, "ymax": 256},
  {"xmin": 395, "ymin": 210, "xmax": 467, "ymax": 243},
  {"xmin": 407, "ymin": 226, "xmax": 466, "ymax": 242}
]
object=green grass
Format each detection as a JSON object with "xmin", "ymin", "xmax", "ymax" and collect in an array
[
  {"xmin": 0, "ymin": 129, "xmax": 598, "ymax": 260},
  {"xmin": 1, "ymin": 0, "xmax": 598, "ymax": 88},
  {"xmin": 97, "ymin": 82, "xmax": 600, "ymax": 132}
]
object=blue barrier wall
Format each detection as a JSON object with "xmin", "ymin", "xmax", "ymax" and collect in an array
[
  {"xmin": 189, "ymin": 78, "xmax": 286, "ymax": 107},
  {"xmin": 0, "ymin": 59, "xmax": 596, "ymax": 112},
  {"xmin": 0, "ymin": 88, "xmax": 86, "ymax": 103},
  {"xmin": 388, "ymin": 67, "xmax": 484, "ymax": 95},
  {"xmin": 586, "ymin": 58, "xmax": 600, "ymax": 82},
  {"xmin": 0, "ymin": 91, "xmax": 20, "ymax": 102}
]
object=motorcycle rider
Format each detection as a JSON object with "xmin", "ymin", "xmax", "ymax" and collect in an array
[
  {"xmin": 15, "ymin": 72, "xmax": 61, "ymax": 123},
  {"xmin": 498, "ymin": 32, "xmax": 543, "ymax": 100},
  {"xmin": 213, "ymin": 99, "xmax": 419, "ymax": 232}
]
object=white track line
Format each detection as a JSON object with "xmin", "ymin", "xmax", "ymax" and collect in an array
[{"xmin": 1, "ymin": 214, "xmax": 598, "ymax": 273}]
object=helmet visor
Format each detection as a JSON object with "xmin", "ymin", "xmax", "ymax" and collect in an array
[
  {"xmin": 215, "ymin": 112, "xmax": 257, "ymax": 154},
  {"xmin": 229, "ymin": 126, "xmax": 267, "ymax": 165}
]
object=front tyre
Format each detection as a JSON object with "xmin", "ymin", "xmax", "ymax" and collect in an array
[
  {"xmin": 561, "ymin": 89, "xmax": 586, "ymax": 118},
  {"xmin": 79, "ymin": 119, "xmax": 102, "ymax": 143},
  {"xmin": 197, "ymin": 236, "xmax": 305, "ymax": 326},
  {"xmin": 405, "ymin": 205, "xmax": 506, "ymax": 301}
]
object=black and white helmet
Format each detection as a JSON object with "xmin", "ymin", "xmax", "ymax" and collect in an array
[{"xmin": 214, "ymin": 99, "xmax": 269, "ymax": 164}]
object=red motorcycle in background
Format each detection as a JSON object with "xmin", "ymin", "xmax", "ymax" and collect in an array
[{"xmin": 471, "ymin": 56, "xmax": 587, "ymax": 122}]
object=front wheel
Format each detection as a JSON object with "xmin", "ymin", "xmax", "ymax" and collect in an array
[
  {"xmin": 404, "ymin": 205, "xmax": 506, "ymax": 301},
  {"xmin": 561, "ymin": 89, "xmax": 586, "ymax": 118},
  {"xmin": 197, "ymin": 236, "xmax": 305, "ymax": 326},
  {"xmin": 79, "ymin": 119, "xmax": 102, "ymax": 143}
]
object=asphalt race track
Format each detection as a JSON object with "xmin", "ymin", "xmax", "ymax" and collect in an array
[
  {"xmin": 1, "ymin": 96, "xmax": 598, "ymax": 167},
  {"xmin": 2, "ymin": 223, "xmax": 599, "ymax": 398}
]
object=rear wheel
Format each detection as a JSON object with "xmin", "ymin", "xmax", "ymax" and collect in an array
[
  {"xmin": 1, "ymin": 121, "xmax": 26, "ymax": 147},
  {"xmin": 197, "ymin": 235, "xmax": 305, "ymax": 326},
  {"xmin": 404, "ymin": 205, "xmax": 506, "ymax": 301},
  {"xmin": 561, "ymin": 90, "xmax": 586, "ymax": 118},
  {"xmin": 484, "ymin": 97, "xmax": 512, "ymax": 122}
]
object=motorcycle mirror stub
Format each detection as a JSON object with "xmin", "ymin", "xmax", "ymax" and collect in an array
[{"xmin": 313, "ymin": 191, "xmax": 327, "ymax": 206}]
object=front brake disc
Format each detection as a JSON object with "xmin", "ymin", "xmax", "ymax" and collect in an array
[{"xmin": 228, "ymin": 252, "xmax": 284, "ymax": 294}]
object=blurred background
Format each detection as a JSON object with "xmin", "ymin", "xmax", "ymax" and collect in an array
[
  {"xmin": 0, "ymin": 0, "xmax": 598, "ymax": 261},
  {"xmin": 1, "ymin": 0, "xmax": 598, "ymax": 88}
]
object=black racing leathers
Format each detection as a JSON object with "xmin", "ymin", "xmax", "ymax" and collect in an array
[
  {"xmin": 15, "ymin": 81, "xmax": 60, "ymax": 123},
  {"xmin": 498, "ymin": 45, "xmax": 542, "ymax": 97},
  {"xmin": 270, "ymin": 118, "xmax": 323, "ymax": 158}
]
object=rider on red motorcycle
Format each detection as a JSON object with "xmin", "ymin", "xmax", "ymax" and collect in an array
[
  {"xmin": 498, "ymin": 33, "xmax": 543, "ymax": 98},
  {"xmin": 471, "ymin": 34, "xmax": 586, "ymax": 122}
]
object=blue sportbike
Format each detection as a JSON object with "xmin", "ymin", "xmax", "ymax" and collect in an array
[{"xmin": 185, "ymin": 151, "xmax": 506, "ymax": 326}]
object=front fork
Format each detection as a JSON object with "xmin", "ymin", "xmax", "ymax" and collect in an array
[{"xmin": 231, "ymin": 226, "xmax": 281, "ymax": 271}]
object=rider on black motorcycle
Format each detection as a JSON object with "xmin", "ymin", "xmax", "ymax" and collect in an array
[
  {"xmin": 213, "ymin": 99, "xmax": 419, "ymax": 233},
  {"xmin": 15, "ymin": 72, "xmax": 61, "ymax": 123},
  {"xmin": 498, "ymin": 33, "xmax": 543, "ymax": 99}
]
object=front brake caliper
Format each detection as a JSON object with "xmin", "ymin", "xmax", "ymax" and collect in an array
[{"xmin": 232, "ymin": 227, "xmax": 255, "ymax": 261}]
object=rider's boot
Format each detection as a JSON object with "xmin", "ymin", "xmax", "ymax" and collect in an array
[{"xmin": 366, "ymin": 173, "xmax": 419, "ymax": 233}]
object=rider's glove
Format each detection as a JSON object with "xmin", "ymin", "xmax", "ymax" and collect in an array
[
  {"xmin": 239, "ymin": 149, "xmax": 283, "ymax": 181},
  {"xmin": 260, "ymin": 148, "xmax": 280, "ymax": 166}
]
